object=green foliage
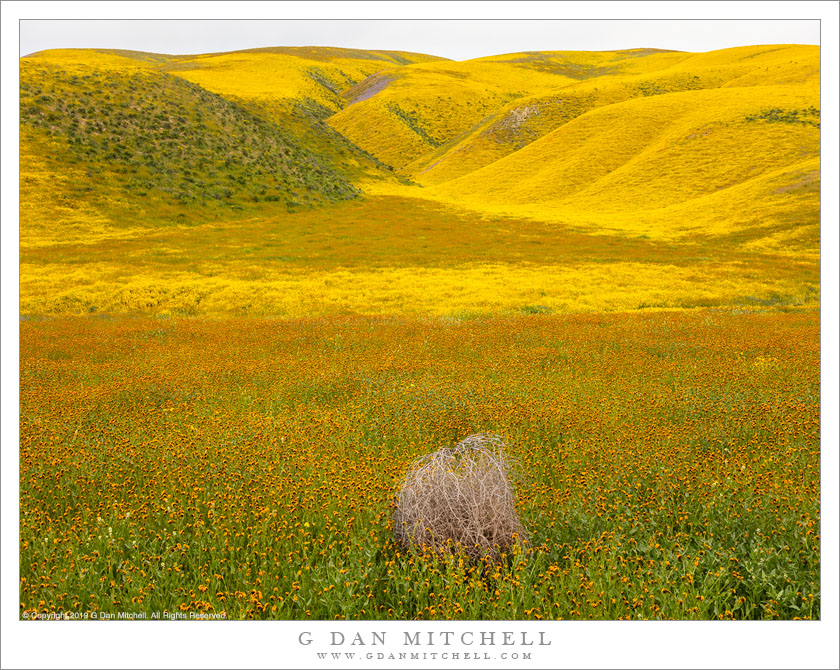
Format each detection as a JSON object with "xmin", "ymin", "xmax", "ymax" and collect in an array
[
  {"xmin": 235, "ymin": 95, "xmax": 392, "ymax": 181},
  {"xmin": 505, "ymin": 53, "xmax": 621, "ymax": 79},
  {"xmin": 305, "ymin": 67, "xmax": 341, "ymax": 95},
  {"xmin": 745, "ymin": 107, "xmax": 820, "ymax": 127},
  {"xmin": 520, "ymin": 304, "xmax": 554, "ymax": 315},
  {"xmin": 633, "ymin": 74, "xmax": 707, "ymax": 97},
  {"xmin": 19, "ymin": 63, "xmax": 361, "ymax": 211},
  {"xmin": 386, "ymin": 102, "xmax": 442, "ymax": 147}
]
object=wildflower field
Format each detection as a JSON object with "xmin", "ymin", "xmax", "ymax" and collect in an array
[
  {"xmin": 20, "ymin": 309, "xmax": 819, "ymax": 620},
  {"xmin": 19, "ymin": 43, "xmax": 820, "ymax": 621}
]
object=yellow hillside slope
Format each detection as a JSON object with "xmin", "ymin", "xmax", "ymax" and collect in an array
[
  {"xmin": 22, "ymin": 48, "xmax": 169, "ymax": 70},
  {"xmin": 409, "ymin": 44, "xmax": 819, "ymax": 185},
  {"xmin": 428, "ymin": 85, "xmax": 818, "ymax": 244},
  {"xmin": 157, "ymin": 47, "xmax": 449, "ymax": 182},
  {"xmin": 19, "ymin": 46, "xmax": 453, "ymax": 237},
  {"xmin": 19, "ymin": 48, "xmax": 403, "ymax": 238},
  {"xmin": 19, "ymin": 44, "xmax": 820, "ymax": 316},
  {"xmin": 162, "ymin": 46, "xmax": 447, "ymax": 118},
  {"xmin": 327, "ymin": 49, "xmax": 692, "ymax": 170},
  {"xmin": 24, "ymin": 46, "xmax": 446, "ymax": 117}
]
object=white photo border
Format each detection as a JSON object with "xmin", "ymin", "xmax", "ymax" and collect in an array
[{"xmin": 2, "ymin": 3, "xmax": 837, "ymax": 669}]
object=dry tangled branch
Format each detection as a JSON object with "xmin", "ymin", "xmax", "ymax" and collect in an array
[{"xmin": 393, "ymin": 433, "xmax": 527, "ymax": 561}]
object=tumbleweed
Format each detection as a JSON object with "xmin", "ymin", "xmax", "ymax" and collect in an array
[{"xmin": 393, "ymin": 433, "xmax": 527, "ymax": 560}]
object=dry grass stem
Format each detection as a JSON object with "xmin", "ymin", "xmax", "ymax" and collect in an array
[{"xmin": 394, "ymin": 433, "xmax": 526, "ymax": 561}]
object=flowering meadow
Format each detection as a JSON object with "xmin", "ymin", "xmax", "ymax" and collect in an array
[{"xmin": 20, "ymin": 309, "xmax": 819, "ymax": 619}]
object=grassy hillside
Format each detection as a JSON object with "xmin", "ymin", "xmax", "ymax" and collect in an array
[
  {"xmin": 19, "ymin": 43, "xmax": 820, "ymax": 315},
  {"xmin": 162, "ymin": 46, "xmax": 447, "ymax": 116},
  {"xmin": 19, "ymin": 47, "xmax": 445, "ymax": 244},
  {"xmin": 328, "ymin": 50, "xmax": 689, "ymax": 169},
  {"xmin": 409, "ymin": 45, "xmax": 819, "ymax": 185},
  {"xmin": 21, "ymin": 63, "xmax": 357, "ymax": 204},
  {"xmin": 161, "ymin": 47, "xmax": 448, "ymax": 180},
  {"xmin": 19, "ymin": 53, "xmax": 370, "ymax": 250},
  {"xmin": 430, "ymin": 85, "xmax": 818, "ymax": 242}
]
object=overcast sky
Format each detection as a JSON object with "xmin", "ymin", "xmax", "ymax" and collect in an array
[{"xmin": 19, "ymin": 19, "xmax": 820, "ymax": 60}]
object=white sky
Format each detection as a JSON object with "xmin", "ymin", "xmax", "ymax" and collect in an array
[{"xmin": 20, "ymin": 18, "xmax": 820, "ymax": 61}]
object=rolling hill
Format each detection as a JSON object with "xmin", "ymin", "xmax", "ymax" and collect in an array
[
  {"xmin": 406, "ymin": 45, "xmax": 819, "ymax": 186},
  {"xmin": 19, "ymin": 43, "xmax": 820, "ymax": 315},
  {"xmin": 19, "ymin": 46, "xmax": 446, "ymax": 241},
  {"xmin": 431, "ymin": 85, "xmax": 819, "ymax": 241},
  {"xmin": 327, "ymin": 48, "xmax": 690, "ymax": 169}
]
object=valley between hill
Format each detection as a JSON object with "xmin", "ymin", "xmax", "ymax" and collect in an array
[{"xmin": 20, "ymin": 44, "xmax": 819, "ymax": 316}]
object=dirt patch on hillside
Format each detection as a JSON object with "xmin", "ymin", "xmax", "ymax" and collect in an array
[
  {"xmin": 343, "ymin": 73, "xmax": 395, "ymax": 105},
  {"xmin": 775, "ymin": 170, "xmax": 820, "ymax": 194},
  {"xmin": 611, "ymin": 48, "xmax": 682, "ymax": 58}
]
